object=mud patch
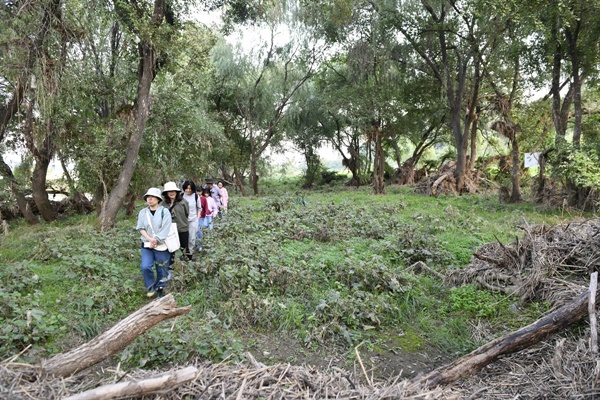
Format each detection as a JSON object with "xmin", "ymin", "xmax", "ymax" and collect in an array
[{"xmin": 244, "ymin": 332, "xmax": 451, "ymax": 381}]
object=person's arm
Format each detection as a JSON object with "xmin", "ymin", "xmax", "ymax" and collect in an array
[
  {"xmin": 182, "ymin": 201, "xmax": 189, "ymax": 218},
  {"xmin": 200, "ymin": 196, "xmax": 208, "ymax": 217},
  {"xmin": 136, "ymin": 209, "xmax": 158, "ymax": 247},
  {"xmin": 155, "ymin": 207, "xmax": 172, "ymax": 241}
]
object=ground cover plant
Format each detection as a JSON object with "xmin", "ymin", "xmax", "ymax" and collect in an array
[{"xmin": 0, "ymin": 184, "xmax": 572, "ymax": 379}]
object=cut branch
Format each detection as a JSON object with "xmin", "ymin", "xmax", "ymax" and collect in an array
[
  {"xmin": 62, "ymin": 366, "xmax": 198, "ymax": 400},
  {"xmin": 408, "ymin": 286, "xmax": 599, "ymax": 391},
  {"xmin": 42, "ymin": 294, "xmax": 191, "ymax": 377}
]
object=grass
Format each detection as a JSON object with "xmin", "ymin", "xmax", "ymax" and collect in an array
[{"xmin": 0, "ymin": 181, "xmax": 578, "ymax": 374}]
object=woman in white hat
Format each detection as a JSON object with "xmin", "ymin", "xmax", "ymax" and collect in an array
[
  {"xmin": 162, "ymin": 181, "xmax": 190, "ymax": 267},
  {"xmin": 135, "ymin": 187, "xmax": 172, "ymax": 298}
]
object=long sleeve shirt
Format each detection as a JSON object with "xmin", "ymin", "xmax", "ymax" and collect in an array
[{"xmin": 136, "ymin": 206, "xmax": 171, "ymax": 244}]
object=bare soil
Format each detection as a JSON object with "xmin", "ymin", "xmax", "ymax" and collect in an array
[{"xmin": 246, "ymin": 332, "xmax": 451, "ymax": 380}]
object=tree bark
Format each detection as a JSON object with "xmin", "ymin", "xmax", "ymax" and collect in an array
[
  {"xmin": 372, "ymin": 126, "xmax": 385, "ymax": 194},
  {"xmin": 468, "ymin": 113, "xmax": 478, "ymax": 170},
  {"xmin": 31, "ymin": 146, "xmax": 56, "ymax": 222},
  {"xmin": 23, "ymin": 84, "xmax": 57, "ymax": 222},
  {"xmin": 233, "ymin": 167, "xmax": 248, "ymax": 197},
  {"xmin": 0, "ymin": 157, "xmax": 39, "ymax": 224},
  {"xmin": 42, "ymin": 294, "xmax": 191, "ymax": 377},
  {"xmin": 99, "ymin": 0, "xmax": 166, "ymax": 231},
  {"xmin": 408, "ymin": 287, "xmax": 598, "ymax": 391},
  {"xmin": 63, "ymin": 366, "xmax": 198, "ymax": 400},
  {"xmin": 565, "ymin": 21, "xmax": 583, "ymax": 148},
  {"xmin": 509, "ymin": 135, "xmax": 522, "ymax": 202}
]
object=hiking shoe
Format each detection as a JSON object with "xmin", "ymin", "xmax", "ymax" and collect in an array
[
  {"xmin": 146, "ymin": 287, "xmax": 156, "ymax": 298},
  {"xmin": 157, "ymin": 287, "xmax": 164, "ymax": 298}
]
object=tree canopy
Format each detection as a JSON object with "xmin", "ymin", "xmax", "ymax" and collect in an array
[{"xmin": 2, "ymin": 0, "xmax": 600, "ymax": 225}]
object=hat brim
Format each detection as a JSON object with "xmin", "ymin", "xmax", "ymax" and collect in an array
[{"xmin": 162, "ymin": 189, "xmax": 181, "ymax": 195}]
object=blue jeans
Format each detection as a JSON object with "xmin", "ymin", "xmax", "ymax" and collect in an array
[
  {"xmin": 196, "ymin": 216, "xmax": 214, "ymax": 248},
  {"xmin": 200, "ymin": 215, "xmax": 213, "ymax": 230},
  {"xmin": 140, "ymin": 246, "xmax": 171, "ymax": 290}
]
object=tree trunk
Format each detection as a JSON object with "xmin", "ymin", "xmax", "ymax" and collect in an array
[
  {"xmin": 233, "ymin": 167, "xmax": 248, "ymax": 197},
  {"xmin": 550, "ymin": 21, "xmax": 573, "ymax": 144},
  {"xmin": 453, "ymin": 112, "xmax": 468, "ymax": 194},
  {"xmin": 250, "ymin": 153, "xmax": 259, "ymax": 196},
  {"xmin": 509, "ymin": 137, "xmax": 522, "ymax": 202},
  {"xmin": 23, "ymin": 84, "xmax": 57, "ymax": 222},
  {"xmin": 392, "ymin": 135, "xmax": 402, "ymax": 170},
  {"xmin": 220, "ymin": 162, "xmax": 233, "ymax": 183},
  {"xmin": 42, "ymin": 294, "xmax": 191, "ymax": 377},
  {"xmin": 535, "ymin": 149, "xmax": 553, "ymax": 203},
  {"xmin": 397, "ymin": 158, "xmax": 415, "ymax": 185},
  {"xmin": 99, "ymin": 0, "xmax": 165, "ymax": 231},
  {"xmin": 408, "ymin": 286, "xmax": 599, "ymax": 391},
  {"xmin": 0, "ymin": 158, "xmax": 39, "ymax": 224},
  {"xmin": 469, "ymin": 114, "xmax": 478, "ymax": 170},
  {"xmin": 372, "ymin": 127, "xmax": 385, "ymax": 194},
  {"xmin": 565, "ymin": 22, "xmax": 583, "ymax": 148},
  {"xmin": 31, "ymin": 149, "xmax": 56, "ymax": 222},
  {"xmin": 349, "ymin": 140, "xmax": 361, "ymax": 188},
  {"xmin": 59, "ymin": 155, "xmax": 90, "ymax": 214}
]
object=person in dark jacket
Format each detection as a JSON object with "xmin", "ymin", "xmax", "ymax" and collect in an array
[{"xmin": 162, "ymin": 181, "xmax": 189, "ymax": 271}]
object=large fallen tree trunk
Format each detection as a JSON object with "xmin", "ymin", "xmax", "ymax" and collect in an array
[
  {"xmin": 62, "ymin": 366, "xmax": 198, "ymax": 400},
  {"xmin": 409, "ymin": 284, "xmax": 598, "ymax": 391},
  {"xmin": 42, "ymin": 294, "xmax": 191, "ymax": 377}
]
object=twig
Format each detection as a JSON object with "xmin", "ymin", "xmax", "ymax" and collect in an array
[
  {"xmin": 354, "ymin": 342, "xmax": 372, "ymax": 387},
  {"xmin": 406, "ymin": 261, "xmax": 446, "ymax": 280},
  {"xmin": 1, "ymin": 344, "xmax": 31, "ymax": 364},
  {"xmin": 589, "ymin": 272, "xmax": 598, "ymax": 354},
  {"xmin": 235, "ymin": 377, "xmax": 247, "ymax": 400}
]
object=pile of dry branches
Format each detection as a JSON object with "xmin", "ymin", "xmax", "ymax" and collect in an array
[
  {"xmin": 452, "ymin": 332, "xmax": 600, "ymax": 399},
  {"xmin": 447, "ymin": 218, "xmax": 600, "ymax": 306},
  {"xmin": 0, "ymin": 359, "xmax": 452, "ymax": 400},
  {"xmin": 414, "ymin": 161, "xmax": 481, "ymax": 196}
]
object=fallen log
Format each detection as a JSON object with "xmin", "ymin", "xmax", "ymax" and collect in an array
[
  {"xmin": 42, "ymin": 294, "xmax": 191, "ymax": 377},
  {"xmin": 408, "ymin": 282, "xmax": 599, "ymax": 391},
  {"xmin": 62, "ymin": 366, "xmax": 199, "ymax": 400}
]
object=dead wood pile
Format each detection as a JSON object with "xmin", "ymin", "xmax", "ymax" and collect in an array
[
  {"xmin": 414, "ymin": 161, "xmax": 481, "ymax": 196},
  {"xmin": 446, "ymin": 218, "xmax": 600, "ymax": 307},
  {"xmin": 451, "ymin": 332, "xmax": 600, "ymax": 398},
  {"xmin": 0, "ymin": 359, "xmax": 453, "ymax": 400}
]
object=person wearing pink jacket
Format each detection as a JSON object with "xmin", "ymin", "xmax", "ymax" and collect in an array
[{"xmin": 217, "ymin": 180, "xmax": 228, "ymax": 214}]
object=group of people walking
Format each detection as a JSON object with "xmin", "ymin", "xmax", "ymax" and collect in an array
[{"xmin": 135, "ymin": 178, "xmax": 229, "ymax": 298}]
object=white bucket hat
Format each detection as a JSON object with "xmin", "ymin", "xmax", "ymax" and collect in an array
[
  {"xmin": 162, "ymin": 181, "xmax": 181, "ymax": 195},
  {"xmin": 143, "ymin": 187, "xmax": 163, "ymax": 202}
]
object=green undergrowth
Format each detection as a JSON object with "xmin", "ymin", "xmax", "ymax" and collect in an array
[{"xmin": 0, "ymin": 186, "xmax": 570, "ymax": 373}]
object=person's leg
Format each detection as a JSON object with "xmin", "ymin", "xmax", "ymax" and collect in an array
[
  {"xmin": 154, "ymin": 250, "xmax": 171, "ymax": 290},
  {"xmin": 179, "ymin": 231, "xmax": 190, "ymax": 260},
  {"xmin": 140, "ymin": 247, "xmax": 157, "ymax": 296},
  {"xmin": 206, "ymin": 215, "xmax": 213, "ymax": 230},
  {"xmin": 196, "ymin": 218, "xmax": 204, "ymax": 249},
  {"xmin": 188, "ymin": 218, "xmax": 197, "ymax": 255}
]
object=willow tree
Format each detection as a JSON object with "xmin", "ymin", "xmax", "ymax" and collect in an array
[
  {"xmin": 0, "ymin": 0, "xmax": 71, "ymax": 223},
  {"xmin": 284, "ymin": 82, "xmax": 332, "ymax": 188},
  {"xmin": 209, "ymin": 24, "xmax": 319, "ymax": 195},
  {"xmin": 98, "ymin": 0, "xmax": 178, "ymax": 230},
  {"xmin": 0, "ymin": 1, "xmax": 42, "ymax": 224},
  {"xmin": 529, "ymin": 0, "xmax": 600, "ymax": 207}
]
